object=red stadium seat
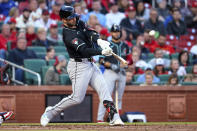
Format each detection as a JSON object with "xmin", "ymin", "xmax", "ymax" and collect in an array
[
  {"xmin": 187, "ymin": 28, "xmax": 197, "ymax": 35},
  {"xmin": 178, "ymin": 41, "xmax": 195, "ymax": 51},
  {"xmin": 180, "ymin": 35, "xmax": 196, "ymax": 42}
]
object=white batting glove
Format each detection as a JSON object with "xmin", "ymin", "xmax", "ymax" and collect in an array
[
  {"xmin": 102, "ymin": 47, "xmax": 112, "ymax": 56},
  {"xmin": 97, "ymin": 39, "xmax": 110, "ymax": 50}
]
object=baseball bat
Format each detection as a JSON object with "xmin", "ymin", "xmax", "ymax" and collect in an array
[
  {"xmin": 111, "ymin": 52, "xmax": 128, "ymax": 65},
  {"xmin": 115, "ymin": 81, "xmax": 119, "ymax": 112}
]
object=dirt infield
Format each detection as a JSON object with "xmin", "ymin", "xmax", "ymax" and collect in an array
[{"xmin": 1, "ymin": 123, "xmax": 197, "ymax": 131}]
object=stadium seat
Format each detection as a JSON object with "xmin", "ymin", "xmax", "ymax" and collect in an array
[
  {"xmin": 58, "ymin": 41, "xmax": 64, "ymax": 46},
  {"xmin": 41, "ymin": 66, "xmax": 50, "ymax": 85},
  {"xmin": 181, "ymin": 82, "xmax": 197, "ymax": 85},
  {"xmin": 48, "ymin": 59, "xmax": 56, "ymax": 66},
  {"xmin": 148, "ymin": 53, "xmax": 154, "ymax": 59},
  {"xmin": 58, "ymin": 28, "xmax": 63, "ymax": 34},
  {"xmin": 171, "ymin": 53, "xmax": 179, "ymax": 59},
  {"xmin": 133, "ymin": 75, "xmax": 140, "ymax": 82},
  {"xmin": 56, "ymin": 52, "xmax": 69, "ymax": 60},
  {"xmin": 28, "ymin": 46, "xmax": 46, "ymax": 53},
  {"xmin": 24, "ymin": 59, "xmax": 46, "ymax": 85},
  {"xmin": 187, "ymin": 28, "xmax": 197, "ymax": 35},
  {"xmin": 36, "ymin": 52, "xmax": 46, "ymax": 59},
  {"xmin": 59, "ymin": 74, "xmax": 71, "ymax": 85},
  {"xmin": 54, "ymin": 46, "xmax": 67, "ymax": 53},
  {"xmin": 6, "ymin": 41, "xmax": 12, "ymax": 52},
  {"xmin": 158, "ymin": 74, "xmax": 170, "ymax": 82},
  {"xmin": 57, "ymin": 21, "xmax": 63, "ymax": 27},
  {"xmin": 186, "ymin": 66, "xmax": 193, "ymax": 74},
  {"xmin": 163, "ymin": 54, "xmax": 170, "ymax": 59}
]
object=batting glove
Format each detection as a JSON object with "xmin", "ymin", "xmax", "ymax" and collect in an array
[
  {"xmin": 101, "ymin": 47, "xmax": 112, "ymax": 56},
  {"xmin": 97, "ymin": 39, "xmax": 110, "ymax": 50}
]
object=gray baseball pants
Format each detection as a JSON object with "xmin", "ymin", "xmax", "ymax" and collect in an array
[
  {"xmin": 44, "ymin": 59, "xmax": 120, "ymax": 121},
  {"xmin": 97, "ymin": 69, "xmax": 126, "ymax": 121}
]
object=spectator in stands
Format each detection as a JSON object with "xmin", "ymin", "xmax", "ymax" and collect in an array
[
  {"xmin": 192, "ymin": 64, "xmax": 197, "ymax": 76},
  {"xmin": 190, "ymin": 42, "xmax": 197, "ymax": 64},
  {"xmin": 4, "ymin": 7, "xmax": 19, "ymax": 24},
  {"xmin": 87, "ymin": 14, "xmax": 100, "ymax": 29},
  {"xmin": 118, "ymin": 0, "xmax": 129, "ymax": 13},
  {"xmin": 137, "ymin": 64, "xmax": 160, "ymax": 83},
  {"xmin": 173, "ymin": 0, "xmax": 191, "ymax": 18},
  {"xmin": 168, "ymin": 59, "xmax": 187, "ymax": 76},
  {"xmin": 33, "ymin": 0, "xmax": 47, "ymax": 21},
  {"xmin": 135, "ymin": 0, "xmax": 150, "ymax": 24},
  {"xmin": 178, "ymin": 51, "xmax": 191, "ymax": 67},
  {"xmin": 77, "ymin": 1, "xmax": 89, "ymax": 22},
  {"xmin": 183, "ymin": 74, "xmax": 193, "ymax": 82},
  {"xmin": 11, "ymin": 30, "xmax": 26, "ymax": 49},
  {"xmin": 16, "ymin": 8, "xmax": 33, "ymax": 29},
  {"xmin": 121, "ymin": 28, "xmax": 133, "ymax": 48},
  {"xmin": 8, "ymin": 37, "xmax": 37, "ymax": 82},
  {"xmin": 126, "ymin": 66, "xmax": 135, "ymax": 85},
  {"xmin": 65, "ymin": 0, "xmax": 75, "ymax": 6},
  {"xmin": 168, "ymin": 73, "xmax": 179, "ymax": 86},
  {"xmin": 32, "ymin": 28, "xmax": 50, "ymax": 48},
  {"xmin": 153, "ymin": 58, "xmax": 168, "ymax": 76},
  {"xmin": 148, "ymin": 48, "xmax": 171, "ymax": 68},
  {"xmin": 167, "ymin": 8, "xmax": 187, "ymax": 37},
  {"xmin": 26, "ymin": 25, "xmax": 37, "ymax": 46},
  {"xmin": 184, "ymin": 1, "xmax": 197, "ymax": 29},
  {"xmin": 99, "ymin": 28, "xmax": 110, "ymax": 41},
  {"xmin": 8, "ymin": 18, "xmax": 17, "ymax": 34},
  {"xmin": 136, "ymin": 35, "xmax": 149, "ymax": 56},
  {"xmin": 132, "ymin": 51, "xmax": 147, "ymax": 69},
  {"xmin": 47, "ymin": 23, "xmax": 62, "ymax": 46},
  {"xmin": 140, "ymin": 72, "xmax": 158, "ymax": 86},
  {"xmin": 156, "ymin": 0, "xmax": 169, "ymax": 22},
  {"xmin": 29, "ymin": 0, "xmax": 39, "ymax": 22},
  {"xmin": 44, "ymin": 46, "xmax": 55, "ymax": 65},
  {"xmin": 34, "ymin": 9, "xmax": 56, "ymax": 30},
  {"xmin": 45, "ymin": 55, "xmax": 67, "ymax": 85},
  {"xmin": 164, "ymin": 6, "xmax": 176, "ymax": 28},
  {"xmin": 142, "ymin": 30, "xmax": 159, "ymax": 53},
  {"xmin": 106, "ymin": 2, "xmax": 125, "ymax": 29},
  {"xmin": 120, "ymin": 6, "xmax": 143, "ymax": 39},
  {"xmin": 144, "ymin": 8, "xmax": 166, "ymax": 35},
  {"xmin": 0, "ymin": 0, "xmax": 16, "ymax": 17},
  {"xmin": 87, "ymin": 0, "xmax": 106, "ymax": 27},
  {"xmin": 0, "ymin": 24, "xmax": 16, "ymax": 50},
  {"xmin": 155, "ymin": 34, "xmax": 175, "ymax": 54},
  {"xmin": 50, "ymin": 2, "xmax": 61, "ymax": 21}
]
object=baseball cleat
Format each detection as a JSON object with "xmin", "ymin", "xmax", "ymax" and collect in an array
[
  {"xmin": 109, "ymin": 118, "xmax": 124, "ymax": 126},
  {"xmin": 0, "ymin": 111, "xmax": 14, "ymax": 121},
  {"xmin": 40, "ymin": 106, "xmax": 52, "ymax": 127}
]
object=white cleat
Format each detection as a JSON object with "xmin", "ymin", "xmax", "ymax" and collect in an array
[
  {"xmin": 40, "ymin": 106, "xmax": 52, "ymax": 127},
  {"xmin": 110, "ymin": 118, "xmax": 124, "ymax": 126}
]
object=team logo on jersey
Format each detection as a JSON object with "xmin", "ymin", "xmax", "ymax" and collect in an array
[{"xmin": 72, "ymin": 38, "xmax": 79, "ymax": 45}]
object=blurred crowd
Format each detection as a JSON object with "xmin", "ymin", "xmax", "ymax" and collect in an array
[{"xmin": 0, "ymin": 0, "xmax": 197, "ymax": 86}]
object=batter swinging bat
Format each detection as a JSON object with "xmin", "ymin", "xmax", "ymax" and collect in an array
[{"xmin": 111, "ymin": 52, "xmax": 128, "ymax": 65}]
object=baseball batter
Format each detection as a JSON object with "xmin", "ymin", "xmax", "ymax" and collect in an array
[
  {"xmin": 97, "ymin": 24, "xmax": 130, "ymax": 122},
  {"xmin": 40, "ymin": 6, "xmax": 124, "ymax": 126}
]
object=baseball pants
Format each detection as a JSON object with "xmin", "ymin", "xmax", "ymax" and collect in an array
[
  {"xmin": 44, "ymin": 59, "xmax": 120, "ymax": 121},
  {"xmin": 97, "ymin": 69, "xmax": 126, "ymax": 121}
]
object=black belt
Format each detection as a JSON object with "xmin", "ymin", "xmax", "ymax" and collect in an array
[{"xmin": 73, "ymin": 58, "xmax": 93, "ymax": 62}]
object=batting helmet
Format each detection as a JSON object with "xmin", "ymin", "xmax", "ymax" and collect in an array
[
  {"xmin": 59, "ymin": 5, "xmax": 78, "ymax": 19},
  {"xmin": 110, "ymin": 24, "xmax": 121, "ymax": 32}
]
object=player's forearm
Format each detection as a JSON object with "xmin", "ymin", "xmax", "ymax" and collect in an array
[{"xmin": 78, "ymin": 47, "xmax": 101, "ymax": 57}]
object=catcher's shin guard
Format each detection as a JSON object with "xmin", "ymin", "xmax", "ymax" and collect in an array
[{"xmin": 103, "ymin": 100, "xmax": 117, "ymax": 121}]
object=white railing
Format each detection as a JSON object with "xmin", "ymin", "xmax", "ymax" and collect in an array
[{"xmin": 0, "ymin": 58, "xmax": 41, "ymax": 86}]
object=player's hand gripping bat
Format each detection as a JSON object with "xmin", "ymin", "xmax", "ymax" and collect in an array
[{"xmin": 111, "ymin": 52, "xmax": 128, "ymax": 66}]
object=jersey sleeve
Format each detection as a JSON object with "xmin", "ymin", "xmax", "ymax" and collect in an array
[
  {"xmin": 78, "ymin": 20, "xmax": 99, "ymax": 43},
  {"xmin": 70, "ymin": 37, "xmax": 102, "ymax": 57}
]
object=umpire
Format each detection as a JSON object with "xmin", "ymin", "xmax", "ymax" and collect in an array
[{"xmin": 40, "ymin": 6, "xmax": 124, "ymax": 126}]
